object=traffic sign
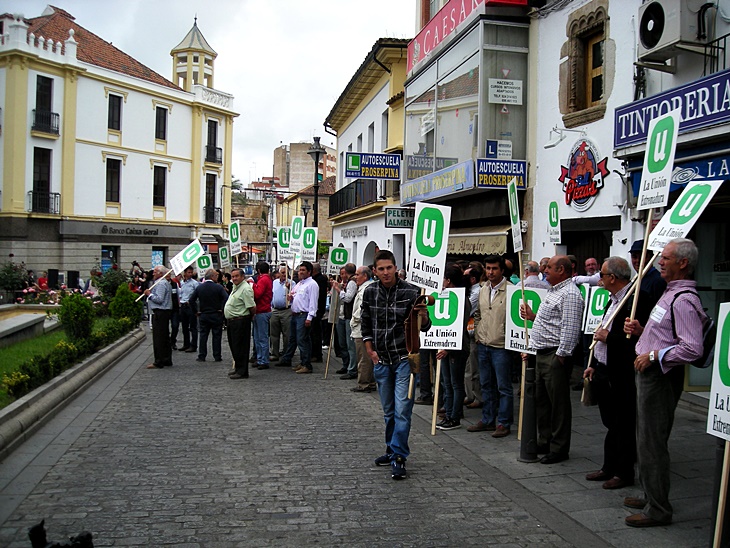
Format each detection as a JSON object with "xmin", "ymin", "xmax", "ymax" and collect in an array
[
  {"xmin": 408, "ymin": 202, "xmax": 451, "ymax": 292},
  {"xmin": 219, "ymin": 246, "xmax": 230, "ymax": 268},
  {"xmin": 637, "ymin": 109, "xmax": 680, "ymax": 210},
  {"xmin": 229, "ymin": 220, "xmax": 242, "ymax": 256},
  {"xmin": 507, "ymin": 177, "xmax": 523, "ymax": 252},
  {"xmin": 170, "ymin": 239, "xmax": 204, "ymax": 275},
  {"xmin": 707, "ymin": 303, "xmax": 730, "ymax": 440},
  {"xmin": 277, "ymin": 226, "xmax": 294, "ymax": 262},
  {"xmin": 420, "ymin": 288, "xmax": 465, "ymax": 351},
  {"xmin": 328, "ymin": 247, "xmax": 350, "ymax": 276},
  {"xmin": 289, "ymin": 216, "xmax": 305, "ymax": 256},
  {"xmin": 301, "ymin": 227, "xmax": 318, "ymax": 262},
  {"xmin": 548, "ymin": 201, "xmax": 561, "ymax": 244},
  {"xmin": 505, "ymin": 285, "xmax": 547, "ymax": 354},
  {"xmin": 648, "ymin": 180, "xmax": 724, "ymax": 251}
]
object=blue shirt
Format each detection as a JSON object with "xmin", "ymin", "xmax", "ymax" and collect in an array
[
  {"xmin": 178, "ymin": 277, "xmax": 200, "ymax": 303},
  {"xmin": 148, "ymin": 277, "xmax": 172, "ymax": 310},
  {"xmin": 271, "ymin": 278, "xmax": 289, "ymax": 309}
]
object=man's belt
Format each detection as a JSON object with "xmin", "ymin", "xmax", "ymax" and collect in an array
[
  {"xmin": 227, "ymin": 315, "xmax": 249, "ymax": 322},
  {"xmin": 535, "ymin": 347, "xmax": 559, "ymax": 355},
  {"xmin": 273, "ymin": 307, "xmax": 288, "ymax": 311}
]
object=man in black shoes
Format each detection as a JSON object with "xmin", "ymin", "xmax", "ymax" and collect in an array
[
  {"xmin": 362, "ymin": 250, "xmax": 431, "ymax": 480},
  {"xmin": 225, "ymin": 268, "xmax": 256, "ymax": 380},
  {"xmin": 191, "ymin": 269, "xmax": 228, "ymax": 362}
]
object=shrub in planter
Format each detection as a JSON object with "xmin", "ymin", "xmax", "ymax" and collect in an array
[
  {"xmin": 109, "ymin": 284, "xmax": 143, "ymax": 325},
  {"xmin": 57, "ymin": 293, "xmax": 95, "ymax": 342},
  {"xmin": 95, "ymin": 266, "xmax": 130, "ymax": 301}
]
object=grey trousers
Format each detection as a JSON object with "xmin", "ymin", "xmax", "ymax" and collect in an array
[
  {"xmin": 636, "ymin": 364, "xmax": 684, "ymax": 523},
  {"xmin": 465, "ymin": 337, "xmax": 481, "ymax": 403},
  {"xmin": 535, "ymin": 348, "xmax": 572, "ymax": 456},
  {"xmin": 269, "ymin": 308, "xmax": 291, "ymax": 360}
]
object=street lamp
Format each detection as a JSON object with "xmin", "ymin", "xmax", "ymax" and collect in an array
[
  {"xmin": 301, "ymin": 198, "xmax": 311, "ymax": 227},
  {"xmin": 307, "ymin": 136, "xmax": 325, "ymax": 227}
]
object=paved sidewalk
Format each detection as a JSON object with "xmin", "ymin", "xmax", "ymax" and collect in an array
[{"xmin": 0, "ymin": 333, "xmax": 716, "ymax": 547}]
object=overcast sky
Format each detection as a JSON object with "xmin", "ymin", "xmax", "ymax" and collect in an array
[{"xmin": 8, "ymin": 0, "xmax": 416, "ymax": 183}]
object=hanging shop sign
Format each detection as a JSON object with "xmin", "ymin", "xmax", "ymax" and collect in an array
[
  {"xmin": 400, "ymin": 159, "xmax": 474, "ymax": 205},
  {"xmin": 558, "ymin": 138, "xmax": 610, "ymax": 212},
  {"xmin": 345, "ymin": 152, "xmax": 401, "ymax": 180},
  {"xmin": 476, "ymin": 159, "xmax": 526, "ymax": 189}
]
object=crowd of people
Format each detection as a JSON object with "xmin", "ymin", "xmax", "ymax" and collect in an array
[{"xmin": 141, "ymin": 238, "xmax": 707, "ymax": 528}]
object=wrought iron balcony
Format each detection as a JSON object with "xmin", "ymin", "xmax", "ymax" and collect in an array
[
  {"xmin": 32, "ymin": 109, "xmax": 60, "ymax": 134},
  {"xmin": 203, "ymin": 205, "xmax": 222, "ymax": 224},
  {"xmin": 205, "ymin": 145, "xmax": 222, "ymax": 164},
  {"xmin": 704, "ymin": 31, "xmax": 730, "ymax": 76},
  {"xmin": 27, "ymin": 191, "xmax": 60, "ymax": 214},
  {"xmin": 329, "ymin": 179, "xmax": 386, "ymax": 217}
]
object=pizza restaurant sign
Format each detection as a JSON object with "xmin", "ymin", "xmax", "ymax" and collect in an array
[
  {"xmin": 407, "ymin": 0, "xmax": 527, "ymax": 73},
  {"xmin": 557, "ymin": 138, "xmax": 610, "ymax": 213}
]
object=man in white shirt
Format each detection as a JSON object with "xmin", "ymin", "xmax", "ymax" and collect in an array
[{"xmin": 278, "ymin": 261, "xmax": 319, "ymax": 374}]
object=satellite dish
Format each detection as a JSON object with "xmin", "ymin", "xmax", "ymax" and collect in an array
[{"xmin": 639, "ymin": 2, "xmax": 666, "ymax": 50}]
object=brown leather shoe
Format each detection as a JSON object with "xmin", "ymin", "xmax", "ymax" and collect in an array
[
  {"xmin": 296, "ymin": 367, "xmax": 312, "ymax": 374},
  {"xmin": 623, "ymin": 497, "xmax": 647, "ymax": 509},
  {"xmin": 585, "ymin": 470, "xmax": 612, "ymax": 481},
  {"xmin": 146, "ymin": 364, "xmax": 163, "ymax": 369},
  {"xmin": 467, "ymin": 421, "xmax": 496, "ymax": 432},
  {"xmin": 491, "ymin": 425, "xmax": 510, "ymax": 438},
  {"xmin": 625, "ymin": 513, "xmax": 669, "ymax": 527},
  {"xmin": 229, "ymin": 373, "xmax": 248, "ymax": 380},
  {"xmin": 466, "ymin": 401, "xmax": 483, "ymax": 409},
  {"xmin": 603, "ymin": 476, "xmax": 633, "ymax": 490}
]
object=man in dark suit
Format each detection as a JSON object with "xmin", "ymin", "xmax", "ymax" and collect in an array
[
  {"xmin": 583, "ymin": 257, "xmax": 651, "ymax": 489},
  {"xmin": 310, "ymin": 262, "xmax": 329, "ymax": 363},
  {"xmin": 190, "ymin": 268, "xmax": 229, "ymax": 362}
]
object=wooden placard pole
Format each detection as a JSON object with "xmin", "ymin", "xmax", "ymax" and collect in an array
[
  {"xmin": 324, "ymin": 289, "xmax": 339, "ymax": 380},
  {"xmin": 408, "ymin": 288, "xmax": 427, "ymax": 400},
  {"xmin": 134, "ymin": 269, "xmax": 172, "ymax": 302},
  {"xmin": 587, "ymin": 252, "xmax": 658, "ymax": 350},
  {"xmin": 431, "ymin": 358, "xmax": 443, "ymax": 436},
  {"xmin": 517, "ymin": 252, "xmax": 528, "ymax": 441},
  {"xmin": 627, "ymin": 208, "xmax": 653, "ymax": 338},
  {"xmin": 715, "ymin": 440, "xmax": 730, "ymax": 547}
]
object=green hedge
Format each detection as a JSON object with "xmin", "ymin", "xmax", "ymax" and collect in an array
[{"xmin": 1, "ymin": 317, "xmax": 134, "ymax": 400}]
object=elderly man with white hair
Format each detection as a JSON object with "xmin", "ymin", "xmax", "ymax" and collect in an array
[{"xmin": 144, "ymin": 265, "xmax": 173, "ymax": 369}]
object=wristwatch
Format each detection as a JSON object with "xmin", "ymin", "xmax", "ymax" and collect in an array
[{"xmin": 649, "ymin": 350, "xmax": 656, "ymax": 363}]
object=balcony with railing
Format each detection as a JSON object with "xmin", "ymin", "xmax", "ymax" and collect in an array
[
  {"xmin": 27, "ymin": 191, "xmax": 60, "ymax": 214},
  {"xmin": 205, "ymin": 145, "xmax": 222, "ymax": 164},
  {"xmin": 704, "ymin": 31, "xmax": 730, "ymax": 76},
  {"xmin": 329, "ymin": 179, "xmax": 388, "ymax": 218},
  {"xmin": 32, "ymin": 109, "xmax": 60, "ymax": 135},
  {"xmin": 203, "ymin": 205, "xmax": 222, "ymax": 224}
]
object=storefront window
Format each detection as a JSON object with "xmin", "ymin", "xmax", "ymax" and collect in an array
[{"xmin": 436, "ymin": 52, "xmax": 480, "ymax": 165}]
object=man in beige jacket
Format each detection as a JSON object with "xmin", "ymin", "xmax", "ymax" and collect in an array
[
  {"xmin": 350, "ymin": 265, "xmax": 375, "ymax": 393},
  {"xmin": 468, "ymin": 255, "xmax": 513, "ymax": 438}
]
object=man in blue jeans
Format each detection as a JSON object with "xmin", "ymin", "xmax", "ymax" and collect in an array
[
  {"xmin": 278, "ymin": 262, "xmax": 319, "ymax": 374},
  {"xmin": 361, "ymin": 250, "xmax": 431, "ymax": 480},
  {"xmin": 469, "ymin": 255, "xmax": 514, "ymax": 438}
]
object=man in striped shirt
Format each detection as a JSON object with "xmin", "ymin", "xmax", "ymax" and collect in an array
[
  {"xmin": 521, "ymin": 255, "xmax": 584, "ymax": 464},
  {"xmin": 623, "ymin": 238, "xmax": 705, "ymax": 528}
]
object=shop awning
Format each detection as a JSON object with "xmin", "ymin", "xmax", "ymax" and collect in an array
[{"xmin": 447, "ymin": 226, "xmax": 510, "ymax": 256}]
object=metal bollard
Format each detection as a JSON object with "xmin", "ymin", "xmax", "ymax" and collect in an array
[{"xmin": 518, "ymin": 362, "xmax": 539, "ymax": 463}]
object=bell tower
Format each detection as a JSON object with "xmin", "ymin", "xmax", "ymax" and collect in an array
[{"xmin": 170, "ymin": 17, "xmax": 217, "ymax": 91}]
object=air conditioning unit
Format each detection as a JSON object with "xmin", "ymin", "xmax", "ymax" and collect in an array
[{"xmin": 637, "ymin": 0, "xmax": 707, "ymax": 63}]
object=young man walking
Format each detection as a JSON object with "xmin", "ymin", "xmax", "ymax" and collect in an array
[{"xmin": 361, "ymin": 250, "xmax": 430, "ymax": 480}]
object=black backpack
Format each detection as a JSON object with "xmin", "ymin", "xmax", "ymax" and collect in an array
[{"xmin": 670, "ymin": 290, "xmax": 716, "ymax": 369}]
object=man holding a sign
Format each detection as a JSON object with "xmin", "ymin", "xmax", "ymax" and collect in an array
[
  {"xmin": 469, "ymin": 255, "xmax": 513, "ymax": 438},
  {"xmin": 144, "ymin": 265, "xmax": 173, "ymax": 369},
  {"xmin": 521, "ymin": 256, "xmax": 584, "ymax": 464},
  {"xmin": 583, "ymin": 257, "xmax": 651, "ymax": 491},
  {"xmin": 623, "ymin": 239, "xmax": 706, "ymax": 528}
]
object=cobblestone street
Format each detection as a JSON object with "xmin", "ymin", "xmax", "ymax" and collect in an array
[{"xmin": 0, "ymin": 332, "xmax": 716, "ymax": 547}]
